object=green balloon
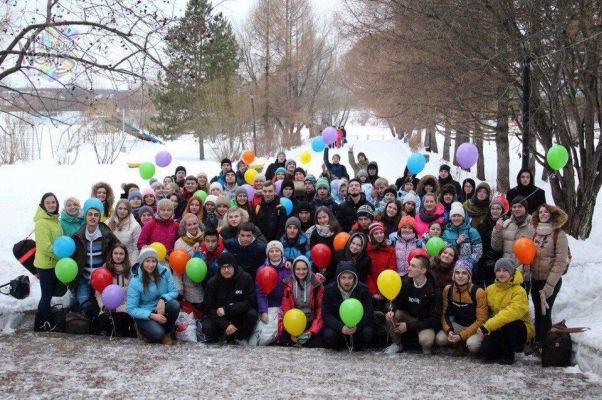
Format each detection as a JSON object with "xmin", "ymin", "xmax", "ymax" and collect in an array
[
  {"xmin": 193, "ymin": 190, "xmax": 208, "ymax": 202},
  {"xmin": 426, "ymin": 236, "xmax": 446, "ymax": 257},
  {"xmin": 139, "ymin": 162, "xmax": 156, "ymax": 180},
  {"xmin": 186, "ymin": 258, "xmax": 207, "ymax": 283},
  {"xmin": 230, "ymin": 199, "xmax": 236, "ymax": 207},
  {"xmin": 55, "ymin": 258, "xmax": 78, "ymax": 284},
  {"xmin": 546, "ymin": 144, "xmax": 569, "ymax": 171},
  {"xmin": 339, "ymin": 298, "xmax": 364, "ymax": 327}
]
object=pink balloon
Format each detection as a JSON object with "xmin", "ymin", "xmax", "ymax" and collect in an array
[
  {"xmin": 242, "ymin": 184, "xmax": 255, "ymax": 199},
  {"xmin": 275, "ymin": 180, "xmax": 283, "ymax": 195},
  {"xmin": 322, "ymin": 127, "xmax": 338, "ymax": 145},
  {"xmin": 155, "ymin": 151, "xmax": 172, "ymax": 168},
  {"xmin": 101, "ymin": 284, "xmax": 124, "ymax": 310},
  {"xmin": 456, "ymin": 143, "xmax": 478, "ymax": 169}
]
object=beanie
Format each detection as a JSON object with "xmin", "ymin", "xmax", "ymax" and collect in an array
[
  {"xmin": 357, "ymin": 170, "xmax": 368, "ymax": 179},
  {"xmin": 450, "ymin": 201, "xmax": 465, "ymax": 218},
  {"xmin": 215, "ymin": 196, "xmax": 230, "ymax": 207},
  {"xmin": 454, "ymin": 259, "xmax": 473, "ymax": 278},
  {"xmin": 304, "ymin": 175, "xmax": 317, "ymax": 184},
  {"xmin": 234, "ymin": 187, "xmax": 247, "ymax": 197},
  {"xmin": 83, "ymin": 197, "xmax": 104, "ymax": 215},
  {"xmin": 285, "ymin": 216, "xmax": 302, "ymax": 231},
  {"xmin": 137, "ymin": 246, "xmax": 158, "ymax": 265},
  {"xmin": 210, "ymin": 182, "xmax": 223, "ymax": 192},
  {"xmin": 217, "ymin": 252, "xmax": 236, "ymax": 268},
  {"xmin": 128, "ymin": 191, "xmax": 143, "ymax": 201},
  {"xmin": 492, "ymin": 196, "xmax": 509, "ymax": 213},
  {"xmin": 205, "ymin": 195, "xmax": 218, "ymax": 205},
  {"xmin": 175, "ymin": 166, "xmax": 186, "ymax": 175},
  {"xmin": 254, "ymin": 173, "xmax": 266, "ymax": 183},
  {"xmin": 197, "ymin": 171, "xmax": 208, "ymax": 179},
  {"xmin": 510, "ymin": 195, "xmax": 528, "ymax": 209},
  {"xmin": 281, "ymin": 180, "xmax": 295, "ymax": 194},
  {"xmin": 285, "ymin": 160, "xmax": 296, "ymax": 169},
  {"xmin": 138, "ymin": 205, "xmax": 153, "ymax": 216},
  {"xmin": 440, "ymin": 184, "xmax": 456, "ymax": 196},
  {"xmin": 275, "ymin": 167, "xmax": 286, "ymax": 175},
  {"xmin": 356, "ymin": 204, "xmax": 374, "ymax": 219},
  {"xmin": 490, "ymin": 197, "xmax": 505, "ymax": 211},
  {"xmin": 266, "ymin": 240, "xmax": 284, "ymax": 257},
  {"xmin": 368, "ymin": 222, "xmax": 385, "ymax": 242},
  {"xmin": 221, "ymin": 158, "xmax": 232, "ymax": 166},
  {"xmin": 141, "ymin": 187, "xmax": 155, "ymax": 197},
  {"xmin": 403, "ymin": 192, "xmax": 418, "ymax": 205},
  {"xmin": 296, "ymin": 202, "xmax": 312, "ymax": 214},
  {"xmin": 494, "ymin": 258, "xmax": 515, "ymax": 275},
  {"xmin": 316, "ymin": 178, "xmax": 330, "ymax": 190},
  {"xmin": 439, "ymin": 164, "xmax": 451, "ymax": 172},
  {"xmin": 398, "ymin": 216, "xmax": 417, "ymax": 230}
]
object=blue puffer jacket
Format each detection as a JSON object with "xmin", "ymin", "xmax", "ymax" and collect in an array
[
  {"xmin": 126, "ymin": 263, "xmax": 179, "ymax": 320},
  {"xmin": 441, "ymin": 220, "xmax": 483, "ymax": 265},
  {"xmin": 280, "ymin": 232, "xmax": 311, "ymax": 261}
]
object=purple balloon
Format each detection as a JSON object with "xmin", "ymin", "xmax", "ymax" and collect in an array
[
  {"xmin": 322, "ymin": 127, "xmax": 338, "ymax": 145},
  {"xmin": 275, "ymin": 180, "xmax": 283, "ymax": 195},
  {"xmin": 242, "ymin": 184, "xmax": 255, "ymax": 199},
  {"xmin": 155, "ymin": 151, "xmax": 172, "ymax": 168},
  {"xmin": 456, "ymin": 143, "xmax": 478, "ymax": 169},
  {"xmin": 101, "ymin": 284, "xmax": 124, "ymax": 310}
]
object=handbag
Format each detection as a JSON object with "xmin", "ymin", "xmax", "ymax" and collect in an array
[{"xmin": 0, "ymin": 275, "xmax": 30, "ymax": 299}]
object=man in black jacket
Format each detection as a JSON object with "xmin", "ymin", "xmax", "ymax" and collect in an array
[
  {"xmin": 223, "ymin": 222, "xmax": 267, "ymax": 277},
  {"xmin": 202, "ymin": 253, "xmax": 257, "ymax": 343},
  {"xmin": 254, "ymin": 181, "xmax": 287, "ymax": 241},
  {"xmin": 438, "ymin": 164, "xmax": 462, "ymax": 196},
  {"xmin": 506, "ymin": 168, "xmax": 546, "ymax": 214},
  {"xmin": 322, "ymin": 261, "xmax": 374, "ymax": 350},
  {"xmin": 323, "ymin": 147, "xmax": 350, "ymax": 180},
  {"xmin": 337, "ymin": 179, "xmax": 370, "ymax": 231},
  {"xmin": 265, "ymin": 151, "xmax": 287, "ymax": 181},
  {"xmin": 385, "ymin": 255, "xmax": 442, "ymax": 354}
]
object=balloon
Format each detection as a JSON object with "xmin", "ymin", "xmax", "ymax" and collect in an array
[
  {"xmin": 101, "ymin": 284, "xmax": 125, "ymax": 310},
  {"xmin": 407, "ymin": 153, "xmax": 426, "ymax": 175},
  {"xmin": 256, "ymin": 266, "xmax": 278, "ymax": 294},
  {"xmin": 513, "ymin": 237, "xmax": 536, "ymax": 265},
  {"xmin": 456, "ymin": 143, "xmax": 479, "ymax": 169},
  {"xmin": 546, "ymin": 144, "xmax": 569, "ymax": 170},
  {"xmin": 426, "ymin": 237, "xmax": 446, "ymax": 257},
  {"xmin": 280, "ymin": 197, "xmax": 293, "ymax": 216},
  {"xmin": 311, "ymin": 136, "xmax": 325, "ymax": 152},
  {"xmin": 242, "ymin": 150, "xmax": 255, "ymax": 165},
  {"xmin": 333, "ymin": 232, "xmax": 350, "ymax": 250},
  {"xmin": 90, "ymin": 267, "xmax": 113, "ymax": 292},
  {"xmin": 241, "ymin": 184, "xmax": 255, "ymax": 199},
  {"xmin": 55, "ymin": 258, "xmax": 78, "ymax": 284},
  {"xmin": 186, "ymin": 258, "xmax": 207, "ymax": 283},
  {"xmin": 407, "ymin": 247, "xmax": 429, "ymax": 264},
  {"xmin": 275, "ymin": 180, "xmax": 283, "ymax": 195},
  {"xmin": 52, "ymin": 236, "xmax": 76, "ymax": 258},
  {"xmin": 230, "ymin": 199, "xmax": 237, "ymax": 207},
  {"xmin": 193, "ymin": 190, "xmax": 207, "ymax": 202},
  {"xmin": 377, "ymin": 270, "xmax": 402, "ymax": 301},
  {"xmin": 493, "ymin": 196, "xmax": 509, "ymax": 214},
  {"xmin": 155, "ymin": 151, "xmax": 172, "ymax": 168},
  {"xmin": 170, "ymin": 248, "xmax": 190, "ymax": 275},
  {"xmin": 300, "ymin": 150, "xmax": 311, "ymax": 165},
  {"xmin": 311, "ymin": 244, "xmax": 332, "ymax": 268},
  {"xmin": 244, "ymin": 169, "xmax": 258, "ymax": 185},
  {"xmin": 339, "ymin": 298, "xmax": 364, "ymax": 327},
  {"xmin": 150, "ymin": 242, "xmax": 167, "ymax": 262},
  {"xmin": 139, "ymin": 162, "xmax": 156, "ymax": 180},
  {"xmin": 322, "ymin": 127, "xmax": 338, "ymax": 145},
  {"xmin": 283, "ymin": 309, "xmax": 307, "ymax": 337}
]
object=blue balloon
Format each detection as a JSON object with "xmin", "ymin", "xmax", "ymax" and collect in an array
[
  {"xmin": 280, "ymin": 197, "xmax": 293, "ymax": 216},
  {"xmin": 52, "ymin": 236, "xmax": 76, "ymax": 258},
  {"xmin": 407, "ymin": 153, "xmax": 426, "ymax": 174},
  {"xmin": 311, "ymin": 136, "xmax": 325, "ymax": 152}
]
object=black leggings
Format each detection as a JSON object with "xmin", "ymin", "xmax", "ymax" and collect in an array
[
  {"xmin": 202, "ymin": 309, "xmax": 258, "ymax": 343},
  {"xmin": 480, "ymin": 320, "xmax": 527, "ymax": 363},
  {"xmin": 530, "ymin": 279, "xmax": 562, "ymax": 344},
  {"xmin": 322, "ymin": 325, "xmax": 374, "ymax": 351},
  {"xmin": 279, "ymin": 331, "xmax": 324, "ymax": 348}
]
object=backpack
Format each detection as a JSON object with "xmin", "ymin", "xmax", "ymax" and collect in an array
[
  {"xmin": 12, "ymin": 233, "xmax": 37, "ymax": 275},
  {"xmin": 0, "ymin": 275, "xmax": 30, "ymax": 299},
  {"xmin": 541, "ymin": 320, "xmax": 588, "ymax": 367}
]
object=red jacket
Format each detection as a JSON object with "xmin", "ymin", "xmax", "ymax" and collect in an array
[
  {"xmin": 366, "ymin": 242, "xmax": 396, "ymax": 295},
  {"xmin": 278, "ymin": 275, "xmax": 324, "ymax": 337},
  {"xmin": 137, "ymin": 217, "xmax": 179, "ymax": 252}
]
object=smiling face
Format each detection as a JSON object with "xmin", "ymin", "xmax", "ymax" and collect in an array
[
  {"xmin": 348, "ymin": 236, "xmax": 363, "ymax": 254},
  {"xmin": 43, "ymin": 196, "xmax": 58, "ymax": 214},
  {"xmin": 65, "ymin": 199, "xmax": 79, "ymax": 216},
  {"xmin": 205, "ymin": 202, "xmax": 216, "ymax": 213},
  {"xmin": 142, "ymin": 257, "xmax": 157, "ymax": 274},
  {"xmin": 495, "ymin": 268, "xmax": 511, "ymax": 283},
  {"xmin": 407, "ymin": 258, "xmax": 426, "ymax": 279},
  {"xmin": 439, "ymin": 247, "xmax": 456, "ymax": 265},
  {"xmin": 294, "ymin": 261, "xmax": 309, "ymax": 280},
  {"xmin": 236, "ymin": 192, "xmax": 248, "ymax": 205},
  {"xmin": 423, "ymin": 196, "xmax": 436, "ymax": 211},
  {"xmin": 282, "ymin": 186, "xmax": 294, "ymax": 198},
  {"xmin": 112, "ymin": 246, "xmax": 126, "ymax": 264},
  {"xmin": 185, "ymin": 217, "xmax": 199, "ymax": 235},
  {"xmin": 140, "ymin": 212, "xmax": 152, "ymax": 225},
  {"xmin": 538, "ymin": 206, "xmax": 551, "ymax": 223},
  {"xmin": 463, "ymin": 182, "xmax": 474, "ymax": 194},
  {"xmin": 294, "ymin": 171, "xmax": 305, "ymax": 181},
  {"xmin": 263, "ymin": 185, "xmax": 275, "ymax": 201},
  {"xmin": 451, "ymin": 213, "xmax": 464, "ymax": 226},
  {"xmin": 189, "ymin": 199, "xmax": 201, "ymax": 214},
  {"xmin": 511, "ymin": 203, "xmax": 526, "ymax": 218},
  {"xmin": 490, "ymin": 204, "xmax": 503, "ymax": 219},
  {"xmin": 454, "ymin": 267, "xmax": 470, "ymax": 286},
  {"xmin": 96, "ymin": 187, "xmax": 107, "ymax": 202},
  {"xmin": 216, "ymin": 204, "xmax": 229, "ymax": 216},
  {"xmin": 385, "ymin": 202, "xmax": 398, "ymax": 217},
  {"xmin": 185, "ymin": 179, "xmax": 198, "ymax": 193},
  {"xmin": 176, "ymin": 171, "xmax": 186, "ymax": 181},
  {"xmin": 372, "ymin": 230, "xmax": 385, "ymax": 243},
  {"xmin": 400, "ymin": 225, "xmax": 414, "ymax": 235},
  {"xmin": 268, "ymin": 248, "xmax": 282, "ymax": 263},
  {"xmin": 428, "ymin": 223, "xmax": 442, "ymax": 237},
  {"xmin": 227, "ymin": 211, "xmax": 242, "ymax": 227},
  {"xmin": 158, "ymin": 204, "xmax": 173, "ymax": 220},
  {"xmin": 348, "ymin": 181, "xmax": 360, "ymax": 196},
  {"xmin": 476, "ymin": 188, "xmax": 489, "ymax": 201},
  {"xmin": 443, "ymin": 193, "xmax": 454, "ymax": 204},
  {"xmin": 316, "ymin": 210, "xmax": 329, "ymax": 226}
]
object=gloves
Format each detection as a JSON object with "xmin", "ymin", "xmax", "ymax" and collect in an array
[{"xmin": 539, "ymin": 290, "xmax": 550, "ymax": 316}]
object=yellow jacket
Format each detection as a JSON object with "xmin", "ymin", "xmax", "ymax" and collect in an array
[{"xmin": 483, "ymin": 270, "xmax": 534, "ymax": 340}]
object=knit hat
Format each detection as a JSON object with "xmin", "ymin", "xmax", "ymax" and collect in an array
[
  {"xmin": 138, "ymin": 205, "xmax": 153, "ymax": 216},
  {"xmin": 440, "ymin": 184, "xmax": 456, "ymax": 197},
  {"xmin": 128, "ymin": 191, "xmax": 143, "ymax": 201},
  {"xmin": 285, "ymin": 216, "xmax": 302, "ymax": 231},
  {"xmin": 368, "ymin": 222, "xmax": 385, "ymax": 240},
  {"xmin": 492, "ymin": 196, "xmax": 509, "ymax": 213},
  {"xmin": 398, "ymin": 216, "xmax": 416, "ymax": 230},
  {"xmin": 285, "ymin": 160, "xmax": 296, "ymax": 169},
  {"xmin": 234, "ymin": 187, "xmax": 247, "ymax": 197},
  {"xmin": 316, "ymin": 178, "xmax": 330, "ymax": 190},
  {"xmin": 304, "ymin": 175, "xmax": 317, "ymax": 184},
  {"xmin": 439, "ymin": 164, "xmax": 451, "ymax": 172},
  {"xmin": 275, "ymin": 167, "xmax": 286, "ymax": 175},
  {"xmin": 210, "ymin": 182, "xmax": 223, "ymax": 192},
  {"xmin": 216, "ymin": 196, "xmax": 230, "ymax": 207},
  {"xmin": 494, "ymin": 258, "xmax": 515, "ymax": 275},
  {"xmin": 205, "ymin": 195, "xmax": 218, "ymax": 205},
  {"xmin": 294, "ymin": 167, "xmax": 306, "ymax": 177},
  {"xmin": 403, "ymin": 192, "xmax": 418, "ymax": 205},
  {"xmin": 356, "ymin": 204, "xmax": 374, "ymax": 219},
  {"xmin": 490, "ymin": 197, "xmax": 505, "ymax": 211},
  {"xmin": 217, "ymin": 252, "xmax": 236, "ymax": 268},
  {"xmin": 175, "ymin": 166, "xmax": 186, "ymax": 175},
  {"xmin": 197, "ymin": 171, "xmax": 208, "ymax": 179},
  {"xmin": 254, "ymin": 173, "xmax": 266, "ymax": 183},
  {"xmin": 83, "ymin": 198, "xmax": 104, "ymax": 215},
  {"xmin": 221, "ymin": 158, "xmax": 232, "ymax": 166},
  {"xmin": 454, "ymin": 259, "xmax": 473, "ymax": 278},
  {"xmin": 510, "ymin": 195, "xmax": 528, "ymax": 209},
  {"xmin": 357, "ymin": 169, "xmax": 368, "ymax": 179},
  {"xmin": 141, "ymin": 187, "xmax": 155, "ymax": 197},
  {"xmin": 384, "ymin": 187, "xmax": 397, "ymax": 198},
  {"xmin": 266, "ymin": 240, "xmax": 284, "ymax": 257},
  {"xmin": 450, "ymin": 201, "xmax": 465, "ymax": 218},
  {"xmin": 296, "ymin": 202, "xmax": 312, "ymax": 213},
  {"xmin": 137, "ymin": 246, "xmax": 158, "ymax": 265}
]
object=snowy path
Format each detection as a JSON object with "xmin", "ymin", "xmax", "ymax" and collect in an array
[{"xmin": 0, "ymin": 331, "xmax": 600, "ymax": 399}]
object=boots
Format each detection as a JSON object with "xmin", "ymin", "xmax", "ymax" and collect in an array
[
  {"xmin": 161, "ymin": 334, "xmax": 174, "ymax": 345},
  {"xmin": 452, "ymin": 341, "xmax": 466, "ymax": 357}
]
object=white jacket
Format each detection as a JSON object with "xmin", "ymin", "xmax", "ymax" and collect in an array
[{"xmin": 109, "ymin": 213, "xmax": 142, "ymax": 264}]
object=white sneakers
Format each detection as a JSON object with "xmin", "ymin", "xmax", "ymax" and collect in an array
[{"xmin": 384, "ymin": 343, "xmax": 402, "ymax": 354}]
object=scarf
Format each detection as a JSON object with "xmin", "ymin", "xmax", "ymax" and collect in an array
[
  {"xmin": 315, "ymin": 224, "xmax": 334, "ymax": 238},
  {"xmin": 513, "ymin": 214, "xmax": 527, "ymax": 226},
  {"xmin": 418, "ymin": 205, "xmax": 444, "ymax": 223},
  {"xmin": 181, "ymin": 231, "xmax": 203, "ymax": 247},
  {"xmin": 469, "ymin": 196, "xmax": 490, "ymax": 209}
]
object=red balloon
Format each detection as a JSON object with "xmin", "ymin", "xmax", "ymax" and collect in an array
[
  {"xmin": 91, "ymin": 267, "xmax": 113, "ymax": 293},
  {"xmin": 256, "ymin": 266, "xmax": 278, "ymax": 294},
  {"xmin": 407, "ymin": 248, "xmax": 429, "ymax": 264},
  {"xmin": 514, "ymin": 237, "xmax": 537, "ymax": 265},
  {"xmin": 311, "ymin": 244, "xmax": 332, "ymax": 268}
]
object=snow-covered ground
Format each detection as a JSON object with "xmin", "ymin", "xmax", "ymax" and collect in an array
[{"xmin": 0, "ymin": 118, "xmax": 601, "ymax": 384}]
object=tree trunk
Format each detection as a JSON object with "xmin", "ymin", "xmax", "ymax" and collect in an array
[
  {"xmin": 442, "ymin": 125, "xmax": 451, "ymax": 161},
  {"xmin": 197, "ymin": 131, "xmax": 205, "ymax": 160},
  {"xmin": 429, "ymin": 123, "xmax": 438, "ymax": 153},
  {"xmin": 475, "ymin": 123, "xmax": 485, "ymax": 180},
  {"xmin": 495, "ymin": 89, "xmax": 510, "ymax": 194}
]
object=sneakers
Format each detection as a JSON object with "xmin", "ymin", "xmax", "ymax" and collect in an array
[
  {"xmin": 38, "ymin": 321, "xmax": 55, "ymax": 332},
  {"xmin": 384, "ymin": 343, "xmax": 402, "ymax": 354}
]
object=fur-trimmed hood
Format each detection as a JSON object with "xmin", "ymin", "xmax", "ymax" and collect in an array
[
  {"xmin": 416, "ymin": 174, "xmax": 440, "ymax": 197},
  {"xmin": 531, "ymin": 204, "xmax": 568, "ymax": 230}
]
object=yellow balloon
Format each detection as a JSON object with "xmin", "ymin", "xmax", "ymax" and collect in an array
[
  {"xmin": 283, "ymin": 308, "xmax": 307, "ymax": 337},
  {"xmin": 377, "ymin": 270, "xmax": 402, "ymax": 301},
  {"xmin": 244, "ymin": 169, "xmax": 258, "ymax": 185},
  {"xmin": 150, "ymin": 242, "xmax": 167, "ymax": 262},
  {"xmin": 300, "ymin": 150, "xmax": 311, "ymax": 165}
]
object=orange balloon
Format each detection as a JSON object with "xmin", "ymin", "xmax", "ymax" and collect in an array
[
  {"xmin": 333, "ymin": 232, "xmax": 351, "ymax": 250},
  {"xmin": 242, "ymin": 150, "xmax": 255, "ymax": 165},
  {"xmin": 513, "ymin": 237, "xmax": 536, "ymax": 265},
  {"xmin": 170, "ymin": 248, "xmax": 191, "ymax": 275}
]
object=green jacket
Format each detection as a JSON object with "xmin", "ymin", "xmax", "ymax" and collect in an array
[
  {"xmin": 348, "ymin": 150, "xmax": 369, "ymax": 175},
  {"xmin": 33, "ymin": 206, "xmax": 63, "ymax": 270},
  {"xmin": 60, "ymin": 210, "xmax": 85, "ymax": 237}
]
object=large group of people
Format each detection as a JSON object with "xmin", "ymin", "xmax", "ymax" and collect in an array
[{"xmin": 32, "ymin": 139, "xmax": 570, "ymax": 365}]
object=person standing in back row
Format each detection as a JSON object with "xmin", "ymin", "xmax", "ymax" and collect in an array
[
  {"xmin": 507, "ymin": 169, "xmax": 547, "ymax": 214},
  {"xmin": 323, "ymin": 147, "xmax": 349, "ymax": 180}
]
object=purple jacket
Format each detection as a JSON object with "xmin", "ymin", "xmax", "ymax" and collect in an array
[{"xmin": 255, "ymin": 259, "xmax": 292, "ymax": 313}]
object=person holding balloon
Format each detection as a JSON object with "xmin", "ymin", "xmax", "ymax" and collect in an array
[
  {"xmin": 91, "ymin": 182, "xmax": 115, "ymax": 223},
  {"xmin": 173, "ymin": 214, "xmax": 205, "ymax": 308},
  {"xmin": 507, "ymin": 169, "xmax": 547, "ymax": 215},
  {"xmin": 236, "ymin": 160, "xmax": 249, "ymax": 186},
  {"xmin": 136, "ymin": 199, "xmax": 179, "ymax": 256},
  {"xmin": 126, "ymin": 246, "xmax": 180, "ymax": 344},
  {"xmin": 365, "ymin": 223, "xmax": 396, "ymax": 310},
  {"xmin": 491, "ymin": 196, "xmax": 534, "ymax": 267},
  {"xmin": 441, "ymin": 202, "xmax": 483, "ymax": 265}
]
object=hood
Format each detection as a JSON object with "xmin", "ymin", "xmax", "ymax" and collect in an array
[
  {"xmin": 367, "ymin": 161, "xmax": 379, "ymax": 175},
  {"xmin": 416, "ymin": 174, "xmax": 440, "ymax": 196},
  {"xmin": 515, "ymin": 168, "xmax": 534, "ymax": 188},
  {"xmin": 345, "ymin": 231, "xmax": 367, "ymax": 257},
  {"xmin": 531, "ymin": 204, "xmax": 568, "ymax": 229},
  {"xmin": 335, "ymin": 261, "xmax": 358, "ymax": 296},
  {"xmin": 495, "ymin": 268, "xmax": 524, "ymax": 288},
  {"xmin": 34, "ymin": 206, "xmax": 59, "ymax": 223}
]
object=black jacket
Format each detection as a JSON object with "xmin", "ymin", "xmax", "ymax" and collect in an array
[
  {"xmin": 265, "ymin": 159, "xmax": 286, "ymax": 181},
  {"xmin": 475, "ymin": 215, "xmax": 502, "ymax": 288},
  {"xmin": 392, "ymin": 273, "xmax": 442, "ymax": 332},
  {"xmin": 219, "ymin": 225, "xmax": 267, "ymax": 244},
  {"xmin": 323, "ymin": 148, "xmax": 349, "ymax": 180},
  {"xmin": 506, "ymin": 168, "xmax": 546, "ymax": 214},
  {"xmin": 223, "ymin": 237, "xmax": 267, "ymax": 277},
  {"xmin": 327, "ymin": 244, "xmax": 371, "ymax": 285},
  {"xmin": 438, "ymin": 175, "xmax": 462, "ymax": 197},
  {"xmin": 337, "ymin": 193, "xmax": 370, "ymax": 232},
  {"xmin": 204, "ymin": 265, "xmax": 256, "ymax": 328},
  {"xmin": 254, "ymin": 197, "xmax": 287, "ymax": 242},
  {"xmin": 70, "ymin": 223, "xmax": 118, "ymax": 291}
]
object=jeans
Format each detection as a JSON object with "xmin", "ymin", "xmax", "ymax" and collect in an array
[
  {"xmin": 531, "ymin": 278, "xmax": 562, "ymax": 344},
  {"xmin": 37, "ymin": 268, "xmax": 58, "ymax": 321},
  {"xmin": 135, "ymin": 300, "xmax": 181, "ymax": 343},
  {"xmin": 386, "ymin": 310, "xmax": 436, "ymax": 352},
  {"xmin": 75, "ymin": 279, "xmax": 99, "ymax": 318},
  {"xmin": 480, "ymin": 320, "xmax": 527, "ymax": 363}
]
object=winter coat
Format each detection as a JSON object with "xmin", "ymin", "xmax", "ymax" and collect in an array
[
  {"xmin": 531, "ymin": 206, "xmax": 569, "ymax": 287},
  {"xmin": 463, "ymin": 199, "xmax": 488, "ymax": 228},
  {"xmin": 390, "ymin": 232, "xmax": 419, "ymax": 276},
  {"xmin": 70, "ymin": 223, "xmax": 118, "ymax": 291},
  {"xmin": 204, "ymin": 264, "xmax": 256, "ymax": 325},
  {"xmin": 279, "ymin": 273, "xmax": 324, "ymax": 336},
  {"xmin": 126, "ymin": 263, "xmax": 179, "ymax": 320},
  {"xmin": 392, "ymin": 273, "xmax": 442, "ymax": 332},
  {"xmin": 256, "ymin": 259, "xmax": 292, "ymax": 313},
  {"xmin": 33, "ymin": 207, "xmax": 63, "ymax": 270},
  {"xmin": 321, "ymin": 262, "xmax": 373, "ymax": 333},
  {"xmin": 136, "ymin": 216, "xmax": 179, "ymax": 253},
  {"xmin": 441, "ymin": 283, "xmax": 488, "ymax": 340},
  {"xmin": 482, "ymin": 270, "xmax": 534, "ymax": 340},
  {"xmin": 348, "ymin": 150, "xmax": 369, "ymax": 176},
  {"xmin": 59, "ymin": 210, "xmax": 85, "ymax": 237},
  {"xmin": 507, "ymin": 169, "xmax": 547, "ymax": 215},
  {"xmin": 223, "ymin": 237, "xmax": 267, "ymax": 277},
  {"xmin": 200, "ymin": 238, "xmax": 225, "ymax": 282},
  {"xmin": 416, "ymin": 175, "xmax": 441, "ymax": 198},
  {"xmin": 109, "ymin": 214, "xmax": 142, "ymax": 264},
  {"xmin": 323, "ymin": 147, "xmax": 349, "ymax": 180},
  {"xmin": 475, "ymin": 216, "xmax": 502, "ymax": 288},
  {"xmin": 280, "ymin": 232, "xmax": 311, "ymax": 261},
  {"xmin": 210, "ymin": 172, "xmax": 226, "ymax": 186},
  {"xmin": 491, "ymin": 215, "xmax": 534, "ymax": 262},
  {"xmin": 441, "ymin": 220, "xmax": 483, "ymax": 264},
  {"xmin": 415, "ymin": 202, "xmax": 445, "ymax": 237},
  {"xmin": 311, "ymin": 194, "xmax": 340, "ymax": 215},
  {"xmin": 96, "ymin": 269, "xmax": 130, "ymax": 313},
  {"xmin": 254, "ymin": 197, "xmax": 287, "ymax": 242},
  {"xmin": 173, "ymin": 236, "xmax": 204, "ymax": 304},
  {"xmin": 396, "ymin": 189, "xmax": 422, "ymax": 210},
  {"xmin": 429, "ymin": 257, "xmax": 455, "ymax": 291},
  {"xmin": 337, "ymin": 193, "xmax": 371, "ymax": 232},
  {"xmin": 265, "ymin": 159, "xmax": 286, "ymax": 181},
  {"xmin": 437, "ymin": 175, "xmax": 462, "ymax": 197},
  {"xmin": 327, "ymin": 236, "xmax": 371, "ymax": 284},
  {"xmin": 366, "ymin": 243, "xmax": 396, "ymax": 296}
]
